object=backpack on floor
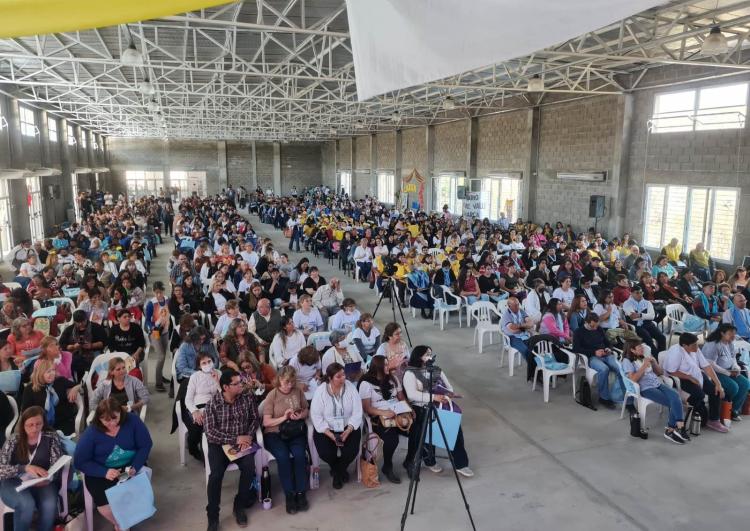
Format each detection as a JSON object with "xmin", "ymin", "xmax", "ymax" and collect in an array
[{"xmin": 575, "ymin": 376, "xmax": 597, "ymax": 411}]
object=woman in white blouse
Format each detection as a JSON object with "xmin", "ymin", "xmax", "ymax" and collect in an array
[
  {"xmin": 402, "ymin": 346, "xmax": 473, "ymax": 478},
  {"xmin": 552, "ymin": 275, "xmax": 575, "ymax": 311},
  {"xmin": 593, "ymin": 289, "xmax": 629, "ymax": 343},
  {"xmin": 321, "ymin": 330, "xmax": 364, "ymax": 378},
  {"xmin": 292, "ymin": 294, "xmax": 324, "ymax": 337},
  {"xmin": 330, "ymin": 298, "xmax": 360, "ymax": 334},
  {"xmin": 269, "ymin": 317, "xmax": 306, "ymax": 368},
  {"xmin": 184, "ymin": 352, "xmax": 221, "ymax": 460},
  {"xmin": 350, "ymin": 313, "xmax": 381, "ymax": 361},
  {"xmin": 374, "ymin": 322, "xmax": 410, "ymax": 379},
  {"xmin": 310, "ymin": 363, "xmax": 363, "ymax": 489},
  {"xmin": 352, "ymin": 239, "xmax": 373, "ymax": 282}
]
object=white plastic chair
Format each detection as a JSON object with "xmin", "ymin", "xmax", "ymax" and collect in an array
[
  {"xmin": 467, "ymin": 301, "xmax": 502, "ymax": 353},
  {"xmin": 2, "ymin": 461, "xmax": 71, "ymax": 531},
  {"xmin": 531, "ymin": 342, "xmax": 577, "ymax": 403},
  {"xmin": 665, "ymin": 303, "xmax": 705, "ymax": 347},
  {"xmin": 3, "ymin": 395, "xmax": 18, "ymax": 441},
  {"xmin": 427, "ymin": 248, "xmax": 442, "ymax": 257},
  {"xmin": 496, "ymin": 298, "xmax": 509, "ymax": 315},
  {"xmin": 307, "ymin": 331, "xmax": 332, "ymax": 351},
  {"xmin": 2, "ymin": 282, "xmax": 22, "ymax": 291},
  {"xmin": 617, "ymin": 359, "xmax": 659, "ymax": 427},
  {"xmin": 499, "ymin": 333, "xmax": 523, "ymax": 376},
  {"xmin": 433, "ymin": 286, "xmax": 462, "ymax": 330},
  {"xmin": 327, "ymin": 315, "xmax": 336, "ymax": 331}
]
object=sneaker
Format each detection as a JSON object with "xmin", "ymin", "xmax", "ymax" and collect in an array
[
  {"xmin": 706, "ymin": 420, "xmax": 729, "ymax": 433},
  {"xmin": 731, "ymin": 412, "xmax": 742, "ymax": 422},
  {"xmin": 664, "ymin": 429, "xmax": 685, "ymax": 445},
  {"xmin": 456, "ymin": 467, "xmax": 475, "ymax": 477},
  {"xmin": 673, "ymin": 428, "xmax": 690, "ymax": 442},
  {"xmin": 426, "ymin": 464, "xmax": 443, "ymax": 474}
]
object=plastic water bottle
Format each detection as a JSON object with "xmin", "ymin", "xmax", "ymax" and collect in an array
[{"xmin": 311, "ymin": 467, "xmax": 320, "ymax": 489}]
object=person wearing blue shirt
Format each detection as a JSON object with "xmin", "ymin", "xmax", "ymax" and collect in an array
[
  {"xmin": 500, "ymin": 297, "xmax": 534, "ymax": 373},
  {"xmin": 74, "ymin": 398, "xmax": 153, "ymax": 530},
  {"xmin": 572, "ymin": 313, "xmax": 623, "ymax": 410},
  {"xmin": 723, "ymin": 293, "xmax": 750, "ymax": 340},
  {"xmin": 175, "ymin": 326, "xmax": 219, "ymax": 382}
]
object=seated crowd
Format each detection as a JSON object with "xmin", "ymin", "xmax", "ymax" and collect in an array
[{"xmin": 0, "ymin": 182, "xmax": 747, "ymax": 530}]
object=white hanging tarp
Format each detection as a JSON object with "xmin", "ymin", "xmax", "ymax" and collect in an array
[{"xmin": 346, "ymin": 0, "xmax": 661, "ymax": 101}]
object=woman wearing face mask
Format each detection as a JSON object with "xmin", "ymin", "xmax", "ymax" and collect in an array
[
  {"xmin": 402, "ymin": 346, "xmax": 473, "ymax": 478},
  {"xmin": 321, "ymin": 330, "xmax": 364, "ymax": 380},
  {"xmin": 90, "ymin": 356, "xmax": 149, "ymax": 414},
  {"xmin": 183, "ymin": 352, "xmax": 221, "ymax": 460},
  {"xmin": 269, "ymin": 317, "xmax": 306, "ymax": 368},
  {"xmin": 374, "ymin": 323, "xmax": 410, "ymax": 379},
  {"xmin": 0, "ymin": 406, "xmax": 65, "ymax": 531},
  {"xmin": 330, "ymin": 298, "xmax": 361, "ymax": 333},
  {"xmin": 350, "ymin": 313, "xmax": 381, "ymax": 362},
  {"xmin": 21, "ymin": 360, "xmax": 79, "ymax": 436}
]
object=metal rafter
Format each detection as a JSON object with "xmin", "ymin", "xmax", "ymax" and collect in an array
[{"xmin": 1, "ymin": 0, "xmax": 750, "ymax": 140}]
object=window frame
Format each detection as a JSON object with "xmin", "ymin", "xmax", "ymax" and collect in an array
[
  {"xmin": 338, "ymin": 171, "xmax": 352, "ymax": 196},
  {"xmin": 19, "ymin": 106, "xmax": 36, "ymax": 137},
  {"xmin": 642, "ymin": 183, "xmax": 740, "ymax": 263},
  {"xmin": 47, "ymin": 117, "xmax": 58, "ymax": 143},
  {"xmin": 651, "ymin": 82, "xmax": 748, "ymax": 133},
  {"xmin": 67, "ymin": 125, "xmax": 76, "ymax": 146},
  {"xmin": 376, "ymin": 171, "xmax": 395, "ymax": 205}
]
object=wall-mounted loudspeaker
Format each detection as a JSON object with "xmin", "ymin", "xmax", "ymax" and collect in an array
[{"xmin": 589, "ymin": 195, "xmax": 605, "ymax": 218}]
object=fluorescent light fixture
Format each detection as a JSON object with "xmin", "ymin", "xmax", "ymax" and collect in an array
[
  {"xmin": 527, "ymin": 74, "xmax": 544, "ymax": 92},
  {"xmin": 330, "ymin": 126, "xmax": 338, "ymax": 135},
  {"xmin": 138, "ymin": 79, "xmax": 155, "ymax": 95},
  {"xmin": 443, "ymin": 96, "xmax": 456, "ymax": 110},
  {"xmin": 701, "ymin": 26, "xmax": 729, "ymax": 55},
  {"xmin": 121, "ymin": 43, "xmax": 143, "ymax": 67},
  {"xmin": 391, "ymin": 111, "xmax": 401, "ymax": 122},
  {"xmin": 147, "ymin": 100, "xmax": 159, "ymax": 112}
]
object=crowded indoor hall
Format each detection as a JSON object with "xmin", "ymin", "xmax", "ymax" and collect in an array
[{"xmin": 1, "ymin": 1, "xmax": 750, "ymax": 530}]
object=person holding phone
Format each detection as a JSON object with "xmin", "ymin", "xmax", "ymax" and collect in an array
[
  {"xmin": 572, "ymin": 313, "xmax": 624, "ymax": 410},
  {"xmin": 262, "ymin": 366, "xmax": 310, "ymax": 514},
  {"xmin": 310, "ymin": 363, "xmax": 362, "ymax": 490}
]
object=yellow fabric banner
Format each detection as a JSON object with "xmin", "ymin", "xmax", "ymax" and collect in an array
[{"xmin": 0, "ymin": 0, "xmax": 232, "ymax": 38}]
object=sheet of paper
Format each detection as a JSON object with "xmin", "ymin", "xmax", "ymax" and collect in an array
[{"xmin": 16, "ymin": 455, "xmax": 71, "ymax": 492}]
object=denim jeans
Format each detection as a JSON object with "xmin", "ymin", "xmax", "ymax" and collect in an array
[
  {"xmin": 641, "ymin": 383, "xmax": 684, "ymax": 428},
  {"xmin": 587, "ymin": 354, "xmax": 622, "ymax": 401},
  {"xmin": 0, "ymin": 478, "xmax": 58, "ymax": 531},
  {"xmin": 508, "ymin": 336, "xmax": 530, "ymax": 360},
  {"xmin": 356, "ymin": 262, "xmax": 372, "ymax": 281},
  {"xmin": 716, "ymin": 373, "xmax": 750, "ymax": 414},
  {"xmin": 288, "ymin": 231, "xmax": 301, "ymax": 252},
  {"xmin": 263, "ymin": 432, "xmax": 308, "ymax": 494},
  {"xmin": 205, "ymin": 443, "xmax": 254, "ymax": 521}
]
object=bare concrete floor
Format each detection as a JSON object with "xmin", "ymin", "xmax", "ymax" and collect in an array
[{"xmin": 17, "ymin": 214, "xmax": 748, "ymax": 531}]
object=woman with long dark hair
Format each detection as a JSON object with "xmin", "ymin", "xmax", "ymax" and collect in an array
[
  {"xmin": 702, "ymin": 323, "xmax": 749, "ymax": 421},
  {"xmin": 402, "ymin": 345, "xmax": 473, "ymax": 478}
]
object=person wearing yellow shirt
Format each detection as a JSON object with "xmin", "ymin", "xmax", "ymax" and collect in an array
[
  {"xmin": 689, "ymin": 242, "xmax": 713, "ymax": 282},
  {"xmin": 661, "ymin": 238, "xmax": 683, "ymax": 265},
  {"xmin": 393, "ymin": 253, "xmax": 411, "ymax": 307},
  {"xmin": 407, "ymin": 224, "xmax": 420, "ymax": 238}
]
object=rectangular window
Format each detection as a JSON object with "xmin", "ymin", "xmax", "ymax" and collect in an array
[
  {"xmin": 338, "ymin": 171, "xmax": 352, "ymax": 196},
  {"xmin": 71, "ymin": 174, "xmax": 80, "ymax": 222},
  {"xmin": 20, "ymin": 106, "xmax": 36, "ymax": 137},
  {"xmin": 126, "ymin": 170, "xmax": 164, "ymax": 200},
  {"xmin": 26, "ymin": 177, "xmax": 44, "ymax": 242},
  {"xmin": 432, "ymin": 173, "xmax": 466, "ymax": 216},
  {"xmin": 642, "ymin": 184, "xmax": 740, "ymax": 262},
  {"xmin": 169, "ymin": 170, "xmax": 206, "ymax": 201},
  {"xmin": 485, "ymin": 174, "xmax": 521, "ymax": 221},
  {"xmin": 81, "ymin": 132, "xmax": 87, "ymax": 150},
  {"xmin": 651, "ymin": 82, "xmax": 747, "ymax": 133},
  {"xmin": 67, "ymin": 125, "xmax": 76, "ymax": 146},
  {"xmin": 376, "ymin": 172, "xmax": 395, "ymax": 204},
  {"xmin": 0, "ymin": 180, "xmax": 14, "ymax": 254},
  {"xmin": 48, "ymin": 118, "xmax": 58, "ymax": 142}
]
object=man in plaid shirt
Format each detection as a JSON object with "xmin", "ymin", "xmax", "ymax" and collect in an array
[{"xmin": 203, "ymin": 368, "xmax": 260, "ymax": 531}]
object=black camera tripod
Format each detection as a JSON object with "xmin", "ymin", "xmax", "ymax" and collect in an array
[
  {"xmin": 400, "ymin": 359, "xmax": 476, "ymax": 530},
  {"xmin": 372, "ymin": 276, "xmax": 413, "ymax": 347}
]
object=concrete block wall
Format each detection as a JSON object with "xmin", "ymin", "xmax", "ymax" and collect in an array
[
  {"xmin": 376, "ymin": 132, "xmax": 396, "ymax": 169},
  {"xmin": 227, "ymin": 142, "xmax": 252, "ymax": 188},
  {"xmin": 321, "ymin": 141, "xmax": 336, "ymax": 189},
  {"xmin": 280, "ymin": 143, "xmax": 323, "ymax": 195},
  {"xmin": 476, "ymin": 110, "xmax": 531, "ymax": 176},
  {"xmin": 354, "ymin": 135, "xmax": 371, "ymax": 197},
  {"xmin": 401, "ymin": 127, "xmax": 427, "ymax": 178},
  {"xmin": 536, "ymin": 96, "xmax": 620, "ymax": 232},
  {"xmin": 337, "ymin": 138, "xmax": 352, "ymax": 170},
  {"xmin": 434, "ymin": 120, "xmax": 468, "ymax": 172}
]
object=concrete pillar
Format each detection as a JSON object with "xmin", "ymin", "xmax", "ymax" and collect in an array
[
  {"xmin": 217, "ymin": 140, "xmax": 228, "ymax": 192},
  {"xmin": 272, "ymin": 142, "xmax": 281, "ymax": 195},
  {"xmin": 7, "ymin": 99, "xmax": 23, "ymax": 168},
  {"xmin": 609, "ymin": 94, "xmax": 634, "ymax": 237},
  {"xmin": 251, "ymin": 141, "xmax": 258, "ymax": 190},
  {"xmin": 425, "ymin": 125, "xmax": 435, "ymax": 211},
  {"xmin": 351, "ymin": 137, "xmax": 357, "ymax": 197},
  {"xmin": 39, "ymin": 111, "xmax": 50, "ymax": 168},
  {"xmin": 466, "ymin": 117, "xmax": 478, "ymax": 180},
  {"xmin": 524, "ymin": 107, "xmax": 541, "ymax": 221},
  {"xmin": 394, "ymin": 130, "xmax": 402, "ymax": 186},
  {"xmin": 162, "ymin": 139, "xmax": 170, "ymax": 192},
  {"xmin": 369, "ymin": 134, "xmax": 377, "ymax": 197}
]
